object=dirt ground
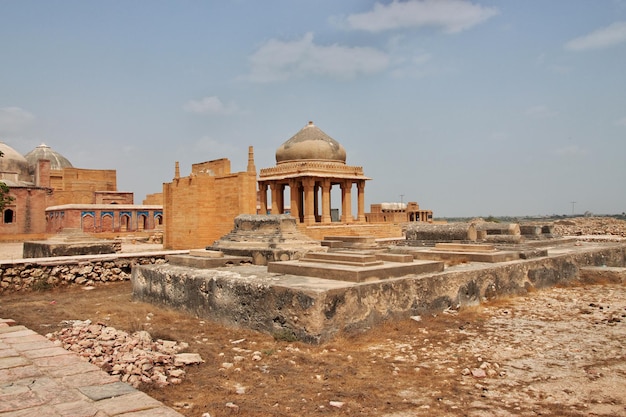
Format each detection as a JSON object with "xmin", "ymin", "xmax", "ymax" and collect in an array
[{"xmin": 2, "ymin": 280, "xmax": 625, "ymax": 417}]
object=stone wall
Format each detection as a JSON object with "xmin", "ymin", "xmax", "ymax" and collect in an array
[{"xmin": 0, "ymin": 255, "xmax": 168, "ymax": 294}]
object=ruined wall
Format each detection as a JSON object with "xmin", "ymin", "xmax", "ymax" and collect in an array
[
  {"xmin": 163, "ymin": 161, "xmax": 257, "ymax": 250},
  {"xmin": 0, "ymin": 255, "xmax": 168, "ymax": 294}
]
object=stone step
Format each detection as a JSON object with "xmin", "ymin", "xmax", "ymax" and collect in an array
[
  {"xmin": 323, "ymin": 236, "xmax": 376, "ymax": 244},
  {"xmin": 434, "ymin": 243, "xmax": 496, "ymax": 252},
  {"xmin": 302, "ymin": 251, "xmax": 380, "ymax": 264}
]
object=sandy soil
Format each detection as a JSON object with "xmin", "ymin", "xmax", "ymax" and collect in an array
[{"xmin": 1, "ymin": 281, "xmax": 625, "ymax": 417}]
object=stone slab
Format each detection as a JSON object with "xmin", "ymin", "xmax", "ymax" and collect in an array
[
  {"xmin": 23, "ymin": 241, "xmax": 117, "ymax": 258},
  {"xmin": 188, "ymin": 249, "xmax": 224, "ymax": 258},
  {"xmin": 579, "ymin": 266, "xmax": 626, "ymax": 283},
  {"xmin": 166, "ymin": 254, "xmax": 252, "ymax": 269},
  {"xmin": 394, "ymin": 248, "xmax": 520, "ymax": 263},
  {"xmin": 321, "ymin": 240, "xmax": 345, "ymax": 248},
  {"xmin": 323, "ymin": 236, "xmax": 376, "ymax": 244},
  {"xmin": 434, "ymin": 243, "xmax": 496, "ymax": 252},
  {"xmin": 78, "ymin": 381, "xmax": 137, "ymax": 401},
  {"xmin": 270, "ymin": 258, "xmax": 443, "ymax": 282},
  {"xmin": 300, "ymin": 251, "xmax": 383, "ymax": 267}
]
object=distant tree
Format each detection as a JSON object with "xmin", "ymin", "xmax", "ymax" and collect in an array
[{"xmin": 0, "ymin": 150, "xmax": 15, "ymax": 212}]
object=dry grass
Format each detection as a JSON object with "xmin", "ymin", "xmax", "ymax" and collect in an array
[{"xmin": 1, "ymin": 280, "xmax": 620, "ymax": 417}]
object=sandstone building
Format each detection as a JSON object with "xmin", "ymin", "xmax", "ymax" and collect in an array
[
  {"xmin": 258, "ymin": 121, "xmax": 370, "ymax": 225},
  {"xmin": 162, "ymin": 147, "xmax": 257, "ymax": 249}
]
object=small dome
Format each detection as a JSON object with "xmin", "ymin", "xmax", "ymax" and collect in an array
[
  {"xmin": 276, "ymin": 121, "xmax": 347, "ymax": 164},
  {"xmin": 25, "ymin": 143, "xmax": 73, "ymax": 174},
  {"xmin": 0, "ymin": 142, "xmax": 30, "ymax": 181}
]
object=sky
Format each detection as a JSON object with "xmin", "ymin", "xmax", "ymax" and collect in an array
[{"xmin": 1, "ymin": 0, "xmax": 625, "ymax": 218}]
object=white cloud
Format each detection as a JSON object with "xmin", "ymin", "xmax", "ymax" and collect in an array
[
  {"xmin": 525, "ymin": 105, "xmax": 558, "ymax": 119},
  {"xmin": 247, "ymin": 32, "xmax": 389, "ymax": 83},
  {"xmin": 0, "ymin": 107, "xmax": 35, "ymax": 133},
  {"xmin": 183, "ymin": 96, "xmax": 238, "ymax": 115},
  {"xmin": 565, "ymin": 21, "xmax": 626, "ymax": 51},
  {"xmin": 343, "ymin": 0, "xmax": 498, "ymax": 34},
  {"xmin": 615, "ymin": 116, "xmax": 626, "ymax": 126}
]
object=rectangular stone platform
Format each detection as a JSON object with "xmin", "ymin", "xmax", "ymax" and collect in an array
[
  {"xmin": 23, "ymin": 240, "xmax": 118, "ymax": 258},
  {"xmin": 392, "ymin": 247, "xmax": 520, "ymax": 263},
  {"xmin": 131, "ymin": 242, "xmax": 626, "ymax": 344},
  {"xmin": 268, "ymin": 257, "xmax": 443, "ymax": 283},
  {"xmin": 166, "ymin": 252, "xmax": 252, "ymax": 269}
]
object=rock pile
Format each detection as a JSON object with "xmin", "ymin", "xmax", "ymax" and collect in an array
[
  {"xmin": 47, "ymin": 319, "xmax": 203, "ymax": 387},
  {"xmin": 553, "ymin": 217, "xmax": 626, "ymax": 237}
]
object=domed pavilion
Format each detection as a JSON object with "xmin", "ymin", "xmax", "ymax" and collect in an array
[{"xmin": 258, "ymin": 121, "xmax": 370, "ymax": 225}]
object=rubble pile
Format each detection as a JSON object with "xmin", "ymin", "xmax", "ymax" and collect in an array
[
  {"xmin": 47, "ymin": 319, "xmax": 203, "ymax": 387},
  {"xmin": 553, "ymin": 217, "xmax": 626, "ymax": 237}
]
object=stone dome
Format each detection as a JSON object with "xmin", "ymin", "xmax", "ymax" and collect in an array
[
  {"xmin": 0, "ymin": 141, "xmax": 30, "ymax": 181},
  {"xmin": 25, "ymin": 143, "xmax": 73, "ymax": 174},
  {"xmin": 276, "ymin": 121, "xmax": 347, "ymax": 164}
]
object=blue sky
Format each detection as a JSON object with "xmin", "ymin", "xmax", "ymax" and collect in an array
[{"xmin": 1, "ymin": 0, "xmax": 625, "ymax": 217}]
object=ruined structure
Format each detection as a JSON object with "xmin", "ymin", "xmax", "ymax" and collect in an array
[
  {"xmin": 208, "ymin": 214, "xmax": 325, "ymax": 265},
  {"xmin": 162, "ymin": 147, "xmax": 257, "ymax": 250},
  {"xmin": 366, "ymin": 201, "xmax": 433, "ymax": 223},
  {"xmin": 258, "ymin": 121, "xmax": 370, "ymax": 225}
]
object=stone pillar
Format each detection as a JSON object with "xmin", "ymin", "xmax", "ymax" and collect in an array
[
  {"xmin": 303, "ymin": 178, "xmax": 315, "ymax": 224},
  {"xmin": 314, "ymin": 183, "xmax": 320, "ymax": 222},
  {"xmin": 259, "ymin": 183, "xmax": 268, "ymax": 215},
  {"xmin": 321, "ymin": 179, "xmax": 331, "ymax": 223},
  {"xmin": 289, "ymin": 180, "xmax": 300, "ymax": 222},
  {"xmin": 277, "ymin": 183, "xmax": 285, "ymax": 214},
  {"xmin": 270, "ymin": 183, "xmax": 280, "ymax": 214},
  {"xmin": 341, "ymin": 181, "xmax": 353, "ymax": 223},
  {"xmin": 357, "ymin": 180, "xmax": 365, "ymax": 222}
]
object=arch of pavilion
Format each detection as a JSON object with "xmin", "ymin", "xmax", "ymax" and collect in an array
[{"xmin": 258, "ymin": 121, "xmax": 370, "ymax": 225}]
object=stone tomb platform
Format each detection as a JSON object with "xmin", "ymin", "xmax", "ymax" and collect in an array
[
  {"xmin": 23, "ymin": 229, "xmax": 119, "ymax": 258},
  {"xmin": 268, "ymin": 250, "xmax": 443, "ymax": 282},
  {"xmin": 392, "ymin": 243, "xmax": 521, "ymax": 263},
  {"xmin": 208, "ymin": 214, "xmax": 326, "ymax": 265},
  {"xmin": 166, "ymin": 249, "xmax": 252, "ymax": 269},
  {"xmin": 132, "ymin": 242, "xmax": 626, "ymax": 344}
]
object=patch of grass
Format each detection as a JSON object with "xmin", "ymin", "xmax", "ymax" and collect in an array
[
  {"xmin": 272, "ymin": 328, "xmax": 299, "ymax": 342},
  {"xmin": 31, "ymin": 278, "xmax": 54, "ymax": 292}
]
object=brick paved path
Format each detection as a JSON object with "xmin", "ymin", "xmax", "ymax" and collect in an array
[{"xmin": 0, "ymin": 318, "xmax": 184, "ymax": 417}]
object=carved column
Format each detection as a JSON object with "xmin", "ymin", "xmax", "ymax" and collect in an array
[
  {"xmin": 270, "ymin": 183, "xmax": 280, "ymax": 214},
  {"xmin": 277, "ymin": 183, "xmax": 285, "ymax": 214},
  {"xmin": 289, "ymin": 180, "xmax": 300, "ymax": 222},
  {"xmin": 314, "ymin": 183, "xmax": 320, "ymax": 222},
  {"xmin": 341, "ymin": 180, "xmax": 353, "ymax": 223},
  {"xmin": 302, "ymin": 178, "xmax": 315, "ymax": 224},
  {"xmin": 357, "ymin": 180, "xmax": 366, "ymax": 222},
  {"xmin": 321, "ymin": 179, "xmax": 331, "ymax": 223},
  {"xmin": 259, "ymin": 182, "xmax": 268, "ymax": 215}
]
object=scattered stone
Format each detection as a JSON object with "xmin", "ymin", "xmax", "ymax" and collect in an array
[
  {"xmin": 329, "ymin": 401, "xmax": 344, "ymax": 408},
  {"xmin": 47, "ymin": 320, "xmax": 201, "ymax": 387}
]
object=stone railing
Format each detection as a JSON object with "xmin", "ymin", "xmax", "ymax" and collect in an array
[{"xmin": 0, "ymin": 251, "xmax": 187, "ymax": 294}]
